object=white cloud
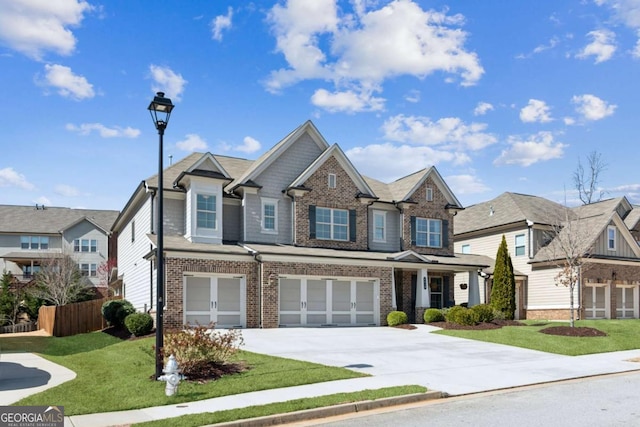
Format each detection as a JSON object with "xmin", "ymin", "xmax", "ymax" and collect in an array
[
  {"xmin": 236, "ymin": 136, "xmax": 262, "ymax": 153},
  {"xmin": 563, "ymin": 117, "xmax": 576, "ymax": 125},
  {"xmin": 41, "ymin": 64, "xmax": 94, "ymax": 100},
  {"xmin": 473, "ymin": 102, "xmax": 494, "ymax": 116},
  {"xmin": 176, "ymin": 134, "xmax": 208, "ymax": 152},
  {"xmin": 265, "ymin": 0, "xmax": 483, "ymax": 110},
  {"xmin": 517, "ymin": 36, "xmax": 560, "ymax": 59},
  {"xmin": 494, "ymin": 131, "xmax": 567, "ymax": 167},
  {"xmin": 444, "ymin": 174, "xmax": 490, "ymax": 195},
  {"xmin": 34, "ymin": 196, "xmax": 52, "ymax": 206},
  {"xmin": 211, "ymin": 7, "xmax": 233, "ymax": 41},
  {"xmin": 347, "ymin": 143, "xmax": 469, "ymax": 182},
  {"xmin": 576, "ymin": 29, "xmax": 617, "ymax": 63},
  {"xmin": 0, "ymin": 167, "xmax": 35, "ymax": 190},
  {"xmin": 520, "ymin": 99, "xmax": 553, "ymax": 123},
  {"xmin": 55, "ymin": 184, "xmax": 79, "ymax": 197},
  {"xmin": 571, "ymin": 94, "xmax": 617, "ymax": 120},
  {"xmin": 0, "ymin": 0, "xmax": 92, "ymax": 60},
  {"xmin": 382, "ymin": 114, "xmax": 497, "ymax": 151},
  {"xmin": 311, "ymin": 88, "xmax": 385, "ymax": 113},
  {"xmin": 149, "ymin": 65, "xmax": 187, "ymax": 102},
  {"xmin": 66, "ymin": 123, "xmax": 140, "ymax": 138}
]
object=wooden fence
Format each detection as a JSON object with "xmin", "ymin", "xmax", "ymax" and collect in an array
[{"xmin": 38, "ymin": 296, "xmax": 122, "ymax": 337}]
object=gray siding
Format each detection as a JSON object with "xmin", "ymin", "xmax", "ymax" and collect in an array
[
  {"xmin": 223, "ymin": 202, "xmax": 242, "ymax": 242},
  {"xmin": 164, "ymin": 197, "xmax": 185, "ymax": 236},
  {"xmin": 64, "ymin": 221, "xmax": 109, "ymax": 286},
  {"xmin": 245, "ymin": 133, "xmax": 324, "ymax": 244},
  {"xmin": 0, "ymin": 234, "xmax": 63, "ymax": 275},
  {"xmin": 368, "ymin": 208, "xmax": 401, "ymax": 252},
  {"xmin": 593, "ymin": 225, "xmax": 637, "ymax": 258}
]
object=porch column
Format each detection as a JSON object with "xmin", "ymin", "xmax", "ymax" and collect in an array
[
  {"xmin": 416, "ymin": 269, "xmax": 430, "ymax": 308},
  {"xmin": 468, "ymin": 272, "xmax": 480, "ymax": 307},
  {"xmin": 391, "ymin": 268, "xmax": 397, "ymax": 310}
]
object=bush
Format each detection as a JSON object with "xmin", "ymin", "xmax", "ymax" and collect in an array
[
  {"xmin": 163, "ymin": 323, "xmax": 244, "ymax": 376},
  {"xmin": 387, "ymin": 311, "xmax": 408, "ymax": 326},
  {"xmin": 492, "ymin": 308, "xmax": 507, "ymax": 321},
  {"xmin": 445, "ymin": 305, "xmax": 477, "ymax": 326},
  {"xmin": 470, "ymin": 304, "xmax": 494, "ymax": 323},
  {"xmin": 101, "ymin": 299, "xmax": 135, "ymax": 327},
  {"xmin": 423, "ymin": 308, "xmax": 445, "ymax": 323},
  {"xmin": 124, "ymin": 312, "xmax": 154, "ymax": 336}
]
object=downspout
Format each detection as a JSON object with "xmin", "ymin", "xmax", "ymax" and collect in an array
[
  {"xmin": 526, "ymin": 220, "xmax": 534, "ymax": 258},
  {"xmin": 149, "ymin": 243, "xmax": 154, "ymax": 311}
]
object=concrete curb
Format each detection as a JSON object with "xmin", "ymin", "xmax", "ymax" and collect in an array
[{"xmin": 208, "ymin": 391, "xmax": 443, "ymax": 427}]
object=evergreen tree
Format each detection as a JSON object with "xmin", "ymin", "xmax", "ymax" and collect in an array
[{"xmin": 490, "ymin": 235, "xmax": 516, "ymax": 319}]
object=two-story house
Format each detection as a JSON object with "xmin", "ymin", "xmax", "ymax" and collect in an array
[
  {"xmin": 454, "ymin": 192, "xmax": 640, "ymax": 320},
  {"xmin": 112, "ymin": 121, "xmax": 491, "ymax": 329},
  {"xmin": 0, "ymin": 205, "xmax": 119, "ymax": 295}
]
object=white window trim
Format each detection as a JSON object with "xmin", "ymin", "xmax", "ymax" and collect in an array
[
  {"xmin": 373, "ymin": 210, "xmax": 386, "ymax": 243},
  {"xmin": 461, "ymin": 244, "xmax": 471, "ymax": 254},
  {"xmin": 316, "ymin": 207, "xmax": 349, "ymax": 241},
  {"xmin": 515, "ymin": 234, "xmax": 525, "ymax": 256},
  {"xmin": 607, "ymin": 225, "xmax": 617, "ymax": 251},
  {"xmin": 426, "ymin": 187, "xmax": 433, "ymax": 202},
  {"xmin": 415, "ymin": 218, "xmax": 442, "ymax": 248},
  {"xmin": 328, "ymin": 173, "xmax": 337, "ymax": 189},
  {"xmin": 261, "ymin": 198, "xmax": 279, "ymax": 234},
  {"xmin": 196, "ymin": 193, "xmax": 218, "ymax": 231}
]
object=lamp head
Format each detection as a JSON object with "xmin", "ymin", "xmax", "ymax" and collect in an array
[{"xmin": 148, "ymin": 92, "xmax": 174, "ymax": 130}]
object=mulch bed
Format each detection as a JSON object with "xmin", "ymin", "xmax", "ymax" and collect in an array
[
  {"xmin": 539, "ymin": 326, "xmax": 607, "ymax": 337},
  {"xmin": 426, "ymin": 320, "xmax": 606, "ymax": 337}
]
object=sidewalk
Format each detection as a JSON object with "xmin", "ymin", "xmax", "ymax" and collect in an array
[{"xmin": 2, "ymin": 326, "xmax": 640, "ymax": 427}]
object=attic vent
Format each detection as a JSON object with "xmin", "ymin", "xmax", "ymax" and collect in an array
[{"xmin": 489, "ymin": 205, "xmax": 494, "ymax": 216}]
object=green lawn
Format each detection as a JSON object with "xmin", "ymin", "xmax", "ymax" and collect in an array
[
  {"xmin": 5, "ymin": 332, "xmax": 369, "ymax": 415},
  {"xmin": 436, "ymin": 319, "xmax": 640, "ymax": 356}
]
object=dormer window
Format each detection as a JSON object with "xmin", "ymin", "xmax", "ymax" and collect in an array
[
  {"xmin": 197, "ymin": 194, "xmax": 217, "ymax": 229},
  {"xmin": 328, "ymin": 173, "xmax": 336, "ymax": 189},
  {"xmin": 426, "ymin": 187, "xmax": 433, "ymax": 202}
]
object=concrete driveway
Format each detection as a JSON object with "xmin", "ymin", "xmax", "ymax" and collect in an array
[{"xmin": 240, "ymin": 325, "xmax": 640, "ymax": 395}]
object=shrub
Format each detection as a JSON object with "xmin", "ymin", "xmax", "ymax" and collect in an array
[
  {"xmin": 387, "ymin": 311, "xmax": 408, "ymax": 326},
  {"xmin": 470, "ymin": 304, "xmax": 494, "ymax": 323},
  {"xmin": 492, "ymin": 308, "xmax": 507, "ymax": 321},
  {"xmin": 124, "ymin": 312, "xmax": 154, "ymax": 337},
  {"xmin": 445, "ymin": 305, "xmax": 477, "ymax": 326},
  {"xmin": 423, "ymin": 308, "xmax": 445, "ymax": 323},
  {"xmin": 101, "ymin": 299, "xmax": 135, "ymax": 327},
  {"xmin": 163, "ymin": 323, "xmax": 244, "ymax": 376}
]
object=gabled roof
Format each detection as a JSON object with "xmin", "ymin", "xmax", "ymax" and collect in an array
[
  {"xmin": 572, "ymin": 196, "xmax": 632, "ymax": 220},
  {"xmin": 625, "ymin": 206, "xmax": 640, "ymax": 231},
  {"xmin": 288, "ymin": 144, "xmax": 376, "ymax": 197},
  {"xmin": 174, "ymin": 153, "xmax": 233, "ymax": 186},
  {"xmin": 455, "ymin": 192, "xmax": 570, "ymax": 235},
  {"xmin": 227, "ymin": 120, "xmax": 330, "ymax": 191},
  {"xmin": 390, "ymin": 166, "xmax": 462, "ymax": 207},
  {"xmin": 0, "ymin": 205, "xmax": 119, "ymax": 235}
]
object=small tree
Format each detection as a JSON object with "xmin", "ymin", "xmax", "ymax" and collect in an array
[
  {"xmin": 573, "ymin": 151, "xmax": 607, "ymax": 205},
  {"xmin": 490, "ymin": 235, "xmax": 516, "ymax": 320},
  {"xmin": 0, "ymin": 272, "xmax": 18, "ymax": 328},
  {"xmin": 97, "ymin": 258, "xmax": 117, "ymax": 296},
  {"xmin": 32, "ymin": 254, "xmax": 86, "ymax": 306}
]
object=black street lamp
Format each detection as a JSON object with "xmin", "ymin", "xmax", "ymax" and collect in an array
[{"xmin": 148, "ymin": 91, "xmax": 174, "ymax": 380}]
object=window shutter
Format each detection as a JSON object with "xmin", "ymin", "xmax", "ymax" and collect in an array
[
  {"xmin": 442, "ymin": 220, "xmax": 449, "ymax": 248},
  {"xmin": 410, "ymin": 216, "xmax": 416, "ymax": 246},
  {"xmin": 349, "ymin": 209, "xmax": 357, "ymax": 242},
  {"xmin": 443, "ymin": 276, "xmax": 452, "ymax": 307},
  {"xmin": 309, "ymin": 205, "xmax": 316, "ymax": 239}
]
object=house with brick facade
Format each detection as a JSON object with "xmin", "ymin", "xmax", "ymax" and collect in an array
[
  {"xmin": 112, "ymin": 121, "xmax": 491, "ymax": 329},
  {"xmin": 453, "ymin": 192, "xmax": 640, "ymax": 320}
]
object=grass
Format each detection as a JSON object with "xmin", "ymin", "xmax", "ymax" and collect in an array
[
  {"xmin": 133, "ymin": 385, "xmax": 427, "ymax": 427},
  {"xmin": 436, "ymin": 319, "xmax": 640, "ymax": 356},
  {"xmin": 6, "ymin": 332, "xmax": 369, "ymax": 416}
]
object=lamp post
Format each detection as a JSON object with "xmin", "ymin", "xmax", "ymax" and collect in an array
[{"xmin": 148, "ymin": 91, "xmax": 174, "ymax": 380}]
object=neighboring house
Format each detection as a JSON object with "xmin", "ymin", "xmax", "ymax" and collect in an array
[
  {"xmin": 112, "ymin": 121, "xmax": 491, "ymax": 329},
  {"xmin": 454, "ymin": 192, "xmax": 640, "ymax": 320},
  {"xmin": 0, "ymin": 204, "xmax": 120, "ymax": 294}
]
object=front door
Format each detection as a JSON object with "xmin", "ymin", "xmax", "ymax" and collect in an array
[{"xmin": 184, "ymin": 275, "xmax": 245, "ymax": 328}]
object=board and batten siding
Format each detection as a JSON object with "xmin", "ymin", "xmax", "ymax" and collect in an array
[
  {"xmin": 118, "ymin": 196, "xmax": 154, "ymax": 312},
  {"xmin": 368, "ymin": 208, "xmax": 400, "ymax": 252},
  {"xmin": 592, "ymin": 224, "xmax": 637, "ymax": 258},
  {"xmin": 527, "ymin": 266, "xmax": 577, "ymax": 309},
  {"xmin": 244, "ymin": 132, "xmax": 324, "ymax": 244},
  {"xmin": 223, "ymin": 201, "xmax": 241, "ymax": 242}
]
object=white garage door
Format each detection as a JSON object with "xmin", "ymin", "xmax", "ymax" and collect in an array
[
  {"xmin": 279, "ymin": 277, "xmax": 378, "ymax": 327},
  {"xmin": 585, "ymin": 285, "xmax": 608, "ymax": 319},
  {"xmin": 616, "ymin": 286, "xmax": 638, "ymax": 319},
  {"xmin": 184, "ymin": 275, "xmax": 246, "ymax": 328}
]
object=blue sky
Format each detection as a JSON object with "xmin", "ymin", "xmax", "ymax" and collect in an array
[{"xmin": 1, "ymin": 0, "xmax": 638, "ymax": 211}]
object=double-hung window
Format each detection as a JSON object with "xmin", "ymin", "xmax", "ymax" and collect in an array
[
  {"xmin": 20, "ymin": 236, "xmax": 49, "ymax": 250},
  {"xmin": 262, "ymin": 199, "xmax": 278, "ymax": 233},
  {"xmin": 80, "ymin": 263, "xmax": 97, "ymax": 277},
  {"xmin": 373, "ymin": 211, "xmax": 386, "ymax": 242},
  {"xmin": 316, "ymin": 207, "xmax": 348, "ymax": 241},
  {"xmin": 515, "ymin": 234, "xmax": 525, "ymax": 256},
  {"xmin": 74, "ymin": 239, "xmax": 97, "ymax": 253},
  {"xmin": 197, "ymin": 194, "xmax": 217, "ymax": 229},
  {"xmin": 608, "ymin": 226, "xmax": 616, "ymax": 251},
  {"xmin": 416, "ymin": 218, "xmax": 441, "ymax": 247}
]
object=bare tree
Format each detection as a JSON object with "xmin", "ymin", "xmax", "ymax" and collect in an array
[
  {"xmin": 97, "ymin": 258, "xmax": 117, "ymax": 296},
  {"xmin": 573, "ymin": 151, "xmax": 607, "ymax": 205},
  {"xmin": 33, "ymin": 254, "xmax": 87, "ymax": 306},
  {"xmin": 544, "ymin": 209, "xmax": 595, "ymax": 327}
]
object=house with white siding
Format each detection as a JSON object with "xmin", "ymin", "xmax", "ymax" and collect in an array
[
  {"xmin": 112, "ymin": 121, "xmax": 491, "ymax": 329},
  {"xmin": 454, "ymin": 192, "xmax": 640, "ymax": 320},
  {"xmin": 0, "ymin": 204, "xmax": 119, "ymax": 293}
]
